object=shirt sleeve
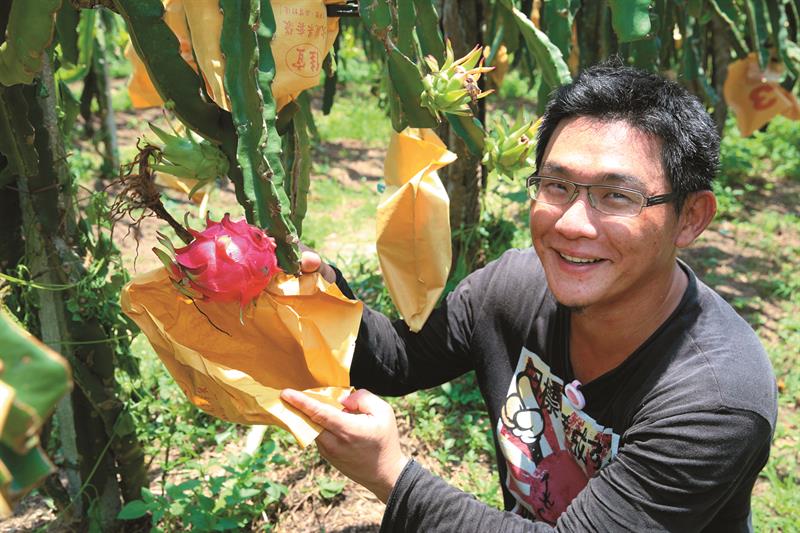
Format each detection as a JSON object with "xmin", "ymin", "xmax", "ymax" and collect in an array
[
  {"xmin": 338, "ymin": 255, "xmax": 501, "ymax": 396},
  {"xmin": 380, "ymin": 408, "xmax": 772, "ymax": 532}
]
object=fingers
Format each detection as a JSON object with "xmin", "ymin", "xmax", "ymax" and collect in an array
[{"xmin": 281, "ymin": 389, "xmax": 349, "ymax": 434}]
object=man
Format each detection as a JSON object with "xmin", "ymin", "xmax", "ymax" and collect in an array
[{"xmin": 282, "ymin": 62, "xmax": 777, "ymax": 531}]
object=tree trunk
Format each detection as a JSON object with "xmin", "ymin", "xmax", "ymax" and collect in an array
[
  {"xmin": 11, "ymin": 54, "xmax": 147, "ymax": 531},
  {"xmin": 440, "ymin": 0, "xmax": 486, "ymax": 270},
  {"xmin": 709, "ymin": 13, "xmax": 730, "ymax": 135},
  {"xmin": 21, "ymin": 56, "xmax": 124, "ymax": 530}
]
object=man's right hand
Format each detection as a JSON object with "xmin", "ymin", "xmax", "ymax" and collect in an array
[{"xmin": 299, "ymin": 246, "xmax": 336, "ymax": 283}]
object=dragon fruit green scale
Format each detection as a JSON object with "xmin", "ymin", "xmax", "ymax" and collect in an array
[{"xmin": 161, "ymin": 214, "xmax": 282, "ymax": 309}]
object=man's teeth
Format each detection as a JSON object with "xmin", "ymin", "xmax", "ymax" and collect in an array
[{"xmin": 560, "ymin": 253, "xmax": 601, "ymax": 264}]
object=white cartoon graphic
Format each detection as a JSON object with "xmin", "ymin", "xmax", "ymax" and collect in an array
[{"xmin": 497, "ymin": 349, "xmax": 620, "ymax": 525}]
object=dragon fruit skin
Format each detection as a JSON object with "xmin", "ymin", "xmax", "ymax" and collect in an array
[{"xmin": 169, "ymin": 214, "xmax": 281, "ymax": 308}]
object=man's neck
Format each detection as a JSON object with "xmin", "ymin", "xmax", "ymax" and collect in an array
[{"xmin": 569, "ymin": 262, "xmax": 689, "ymax": 384}]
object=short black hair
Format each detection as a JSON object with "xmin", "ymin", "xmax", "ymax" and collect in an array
[{"xmin": 535, "ymin": 59, "xmax": 720, "ymax": 212}]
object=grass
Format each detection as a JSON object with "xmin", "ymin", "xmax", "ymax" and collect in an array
[{"xmin": 312, "ymin": 84, "xmax": 392, "ymax": 147}]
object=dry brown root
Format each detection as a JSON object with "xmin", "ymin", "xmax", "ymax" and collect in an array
[{"xmin": 108, "ymin": 139, "xmax": 194, "ymax": 245}]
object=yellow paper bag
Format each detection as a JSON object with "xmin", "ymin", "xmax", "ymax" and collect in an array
[
  {"xmin": 377, "ymin": 129, "xmax": 456, "ymax": 332},
  {"xmin": 723, "ymin": 53, "xmax": 800, "ymax": 137},
  {"xmin": 271, "ymin": 0, "xmax": 343, "ymax": 110},
  {"xmin": 121, "ymin": 269, "xmax": 362, "ymax": 447}
]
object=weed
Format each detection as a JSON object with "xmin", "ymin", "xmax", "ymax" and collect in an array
[{"xmin": 117, "ymin": 442, "xmax": 288, "ymax": 532}]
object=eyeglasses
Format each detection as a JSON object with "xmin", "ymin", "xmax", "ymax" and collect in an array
[{"xmin": 526, "ymin": 175, "xmax": 677, "ymax": 217}]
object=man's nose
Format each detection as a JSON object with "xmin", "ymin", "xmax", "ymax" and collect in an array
[{"xmin": 553, "ymin": 191, "xmax": 599, "ymax": 240}]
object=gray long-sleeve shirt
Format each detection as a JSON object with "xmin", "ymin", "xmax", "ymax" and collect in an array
[{"xmin": 338, "ymin": 248, "xmax": 777, "ymax": 532}]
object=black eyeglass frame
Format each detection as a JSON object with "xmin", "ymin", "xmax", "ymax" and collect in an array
[{"xmin": 525, "ymin": 175, "xmax": 677, "ymax": 217}]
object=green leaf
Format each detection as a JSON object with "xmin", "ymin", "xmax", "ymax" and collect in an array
[
  {"xmin": 236, "ymin": 487, "xmax": 261, "ymax": 499},
  {"xmin": 213, "ymin": 518, "xmax": 241, "ymax": 531},
  {"xmin": 318, "ymin": 477, "xmax": 346, "ymax": 499},
  {"xmin": 117, "ymin": 500, "xmax": 149, "ymax": 520},
  {"xmin": 608, "ymin": 0, "xmax": 652, "ymax": 43}
]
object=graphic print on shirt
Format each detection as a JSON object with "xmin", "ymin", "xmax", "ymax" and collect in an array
[{"xmin": 497, "ymin": 348, "xmax": 620, "ymax": 525}]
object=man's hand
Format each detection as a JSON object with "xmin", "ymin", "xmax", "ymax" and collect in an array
[
  {"xmin": 299, "ymin": 246, "xmax": 336, "ymax": 283},
  {"xmin": 280, "ymin": 388, "xmax": 409, "ymax": 503}
]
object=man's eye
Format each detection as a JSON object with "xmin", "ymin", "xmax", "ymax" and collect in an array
[
  {"xmin": 543, "ymin": 181, "xmax": 569, "ymax": 193},
  {"xmin": 601, "ymin": 190, "xmax": 637, "ymax": 204}
]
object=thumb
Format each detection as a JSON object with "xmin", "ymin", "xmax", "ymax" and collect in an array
[
  {"xmin": 300, "ymin": 250, "xmax": 322, "ymax": 274},
  {"xmin": 281, "ymin": 388, "xmax": 349, "ymax": 433},
  {"xmin": 299, "ymin": 249, "xmax": 336, "ymax": 283},
  {"xmin": 342, "ymin": 389, "xmax": 391, "ymax": 416}
]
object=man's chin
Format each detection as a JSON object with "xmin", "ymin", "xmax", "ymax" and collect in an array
[{"xmin": 559, "ymin": 302, "xmax": 588, "ymax": 314}]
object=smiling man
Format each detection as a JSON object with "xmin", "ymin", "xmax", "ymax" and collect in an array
[{"xmin": 283, "ymin": 62, "xmax": 777, "ymax": 531}]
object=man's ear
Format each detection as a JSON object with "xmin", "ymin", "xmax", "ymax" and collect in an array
[{"xmin": 675, "ymin": 190, "xmax": 717, "ymax": 248}]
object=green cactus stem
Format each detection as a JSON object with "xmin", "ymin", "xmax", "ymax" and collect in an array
[
  {"xmin": 0, "ymin": 85, "xmax": 38, "ymax": 186},
  {"xmin": 413, "ymin": 0, "xmax": 445, "ymax": 64},
  {"xmin": 0, "ymin": 310, "xmax": 71, "ymax": 515},
  {"xmin": 359, "ymin": 0, "xmax": 393, "ymax": 43},
  {"xmin": 0, "ymin": 0, "xmax": 62, "ymax": 86},
  {"xmin": 220, "ymin": 0, "xmax": 300, "ymax": 272},
  {"xmin": 745, "ymin": 0, "xmax": 770, "ymax": 70},
  {"xmin": 608, "ymin": 0, "xmax": 653, "ymax": 43},
  {"xmin": 498, "ymin": 0, "xmax": 572, "ymax": 89},
  {"xmin": 282, "ymin": 93, "xmax": 313, "ymax": 237},
  {"xmin": 56, "ymin": 8, "xmax": 98, "ymax": 83},
  {"xmin": 388, "ymin": 47, "xmax": 438, "ymax": 128},
  {"xmin": 708, "ymin": 0, "xmax": 749, "ymax": 57},
  {"xmin": 111, "ymin": 0, "xmax": 226, "ymax": 144}
]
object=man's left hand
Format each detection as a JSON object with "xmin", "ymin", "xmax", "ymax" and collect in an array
[{"xmin": 280, "ymin": 388, "xmax": 409, "ymax": 503}]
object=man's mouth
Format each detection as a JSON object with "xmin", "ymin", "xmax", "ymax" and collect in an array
[{"xmin": 558, "ymin": 252, "xmax": 603, "ymax": 265}]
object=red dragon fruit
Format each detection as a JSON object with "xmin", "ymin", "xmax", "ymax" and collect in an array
[{"xmin": 154, "ymin": 214, "xmax": 281, "ymax": 309}]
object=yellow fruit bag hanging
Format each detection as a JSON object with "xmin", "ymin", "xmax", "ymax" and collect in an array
[
  {"xmin": 121, "ymin": 266, "xmax": 362, "ymax": 448},
  {"xmin": 377, "ymin": 129, "xmax": 456, "ymax": 332},
  {"xmin": 270, "ymin": 0, "xmax": 343, "ymax": 110},
  {"xmin": 723, "ymin": 53, "xmax": 800, "ymax": 137}
]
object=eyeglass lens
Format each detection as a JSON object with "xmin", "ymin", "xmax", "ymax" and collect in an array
[{"xmin": 529, "ymin": 177, "xmax": 645, "ymax": 216}]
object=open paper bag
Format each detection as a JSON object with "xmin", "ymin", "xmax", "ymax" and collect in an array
[
  {"xmin": 121, "ymin": 269, "xmax": 362, "ymax": 447},
  {"xmin": 377, "ymin": 128, "xmax": 456, "ymax": 332},
  {"xmin": 723, "ymin": 53, "xmax": 800, "ymax": 137}
]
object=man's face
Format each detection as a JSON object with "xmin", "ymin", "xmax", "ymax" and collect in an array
[{"xmin": 530, "ymin": 117, "xmax": 682, "ymax": 312}]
